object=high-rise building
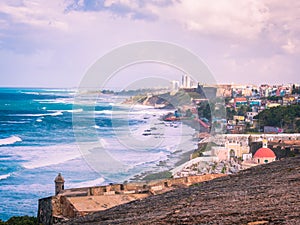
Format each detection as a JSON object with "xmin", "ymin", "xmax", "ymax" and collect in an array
[
  {"xmin": 171, "ymin": 80, "xmax": 180, "ymax": 92},
  {"xmin": 182, "ymin": 74, "xmax": 195, "ymax": 88}
]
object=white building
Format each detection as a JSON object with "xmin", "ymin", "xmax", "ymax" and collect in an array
[
  {"xmin": 182, "ymin": 74, "xmax": 195, "ymax": 88},
  {"xmin": 170, "ymin": 80, "xmax": 180, "ymax": 92}
]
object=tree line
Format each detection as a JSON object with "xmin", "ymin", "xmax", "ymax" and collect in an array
[
  {"xmin": 0, "ymin": 216, "xmax": 37, "ymax": 225},
  {"xmin": 254, "ymin": 105, "xmax": 300, "ymax": 133}
]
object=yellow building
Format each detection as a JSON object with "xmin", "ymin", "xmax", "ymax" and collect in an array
[{"xmin": 225, "ymin": 140, "xmax": 250, "ymax": 159}]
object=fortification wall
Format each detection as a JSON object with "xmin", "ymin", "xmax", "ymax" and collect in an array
[
  {"xmin": 52, "ymin": 196, "xmax": 62, "ymax": 216},
  {"xmin": 38, "ymin": 174, "xmax": 227, "ymax": 224},
  {"xmin": 90, "ymin": 186, "xmax": 105, "ymax": 195},
  {"xmin": 123, "ymin": 182, "xmax": 146, "ymax": 191},
  {"xmin": 38, "ymin": 197, "xmax": 53, "ymax": 225},
  {"xmin": 186, "ymin": 174, "xmax": 226, "ymax": 185}
]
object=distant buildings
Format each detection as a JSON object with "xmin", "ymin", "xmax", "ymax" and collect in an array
[
  {"xmin": 170, "ymin": 77, "xmax": 297, "ymax": 100},
  {"xmin": 168, "ymin": 77, "xmax": 299, "ymax": 134},
  {"xmin": 182, "ymin": 74, "xmax": 196, "ymax": 88},
  {"xmin": 170, "ymin": 80, "xmax": 180, "ymax": 94},
  {"xmin": 210, "ymin": 133, "xmax": 300, "ymax": 160},
  {"xmin": 234, "ymin": 97, "xmax": 247, "ymax": 108}
]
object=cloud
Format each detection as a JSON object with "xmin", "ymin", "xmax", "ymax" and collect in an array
[
  {"xmin": 155, "ymin": 0, "xmax": 270, "ymax": 40},
  {"xmin": 82, "ymin": 0, "xmax": 271, "ymax": 40},
  {"xmin": 65, "ymin": 0, "xmax": 173, "ymax": 21},
  {"xmin": 215, "ymin": 51, "xmax": 300, "ymax": 85},
  {"xmin": 0, "ymin": 0, "xmax": 299, "ymax": 87},
  {"xmin": 0, "ymin": 0, "xmax": 68, "ymax": 30},
  {"xmin": 282, "ymin": 39, "xmax": 298, "ymax": 54}
]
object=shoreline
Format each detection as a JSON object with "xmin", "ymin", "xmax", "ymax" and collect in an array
[
  {"xmin": 174, "ymin": 149, "xmax": 194, "ymax": 167},
  {"xmin": 129, "ymin": 148, "xmax": 196, "ymax": 182},
  {"xmin": 125, "ymin": 104, "xmax": 198, "ymax": 182},
  {"xmin": 108, "ymin": 99, "xmax": 200, "ymax": 183}
]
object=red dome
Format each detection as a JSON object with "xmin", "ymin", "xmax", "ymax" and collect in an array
[{"xmin": 254, "ymin": 147, "xmax": 276, "ymax": 158}]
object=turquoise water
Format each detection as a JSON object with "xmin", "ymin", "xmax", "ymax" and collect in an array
[{"xmin": 0, "ymin": 88, "xmax": 196, "ymax": 221}]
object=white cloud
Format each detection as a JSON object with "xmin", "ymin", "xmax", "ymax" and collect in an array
[
  {"xmin": 0, "ymin": 0, "xmax": 69, "ymax": 31},
  {"xmin": 282, "ymin": 39, "xmax": 298, "ymax": 54},
  {"xmin": 0, "ymin": 0, "xmax": 299, "ymax": 87},
  {"xmin": 261, "ymin": 0, "xmax": 300, "ymax": 54},
  {"xmin": 0, "ymin": 19, "xmax": 9, "ymax": 29},
  {"xmin": 146, "ymin": 0, "xmax": 270, "ymax": 40},
  {"xmin": 215, "ymin": 53, "xmax": 299, "ymax": 85}
]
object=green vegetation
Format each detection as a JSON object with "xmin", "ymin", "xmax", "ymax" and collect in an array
[
  {"xmin": 101, "ymin": 89, "xmax": 114, "ymax": 94},
  {"xmin": 267, "ymin": 96, "xmax": 282, "ymax": 101},
  {"xmin": 0, "ymin": 216, "xmax": 37, "ymax": 225},
  {"xmin": 183, "ymin": 91, "xmax": 203, "ymax": 99},
  {"xmin": 254, "ymin": 105, "xmax": 300, "ymax": 132},
  {"xmin": 211, "ymin": 162, "xmax": 217, "ymax": 171},
  {"xmin": 117, "ymin": 88, "xmax": 168, "ymax": 96},
  {"xmin": 236, "ymin": 105, "xmax": 251, "ymax": 116},
  {"xmin": 158, "ymin": 90, "xmax": 193, "ymax": 108},
  {"xmin": 142, "ymin": 171, "xmax": 173, "ymax": 181},
  {"xmin": 226, "ymin": 107, "xmax": 236, "ymax": 120},
  {"xmin": 197, "ymin": 98, "xmax": 226, "ymax": 121},
  {"xmin": 191, "ymin": 142, "xmax": 217, "ymax": 159},
  {"xmin": 126, "ymin": 90, "xmax": 199, "ymax": 109},
  {"xmin": 191, "ymin": 182, "xmax": 203, "ymax": 187},
  {"xmin": 197, "ymin": 101, "xmax": 211, "ymax": 121},
  {"xmin": 225, "ymin": 105, "xmax": 251, "ymax": 121},
  {"xmin": 221, "ymin": 166, "xmax": 227, "ymax": 174},
  {"xmin": 130, "ymin": 94, "xmax": 148, "ymax": 103},
  {"xmin": 292, "ymin": 84, "xmax": 300, "ymax": 94}
]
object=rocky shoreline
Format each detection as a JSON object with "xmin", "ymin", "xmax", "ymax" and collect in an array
[{"xmin": 120, "ymin": 102, "xmax": 199, "ymax": 182}]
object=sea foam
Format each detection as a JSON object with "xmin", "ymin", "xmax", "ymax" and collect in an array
[
  {"xmin": 0, "ymin": 173, "xmax": 11, "ymax": 180},
  {"xmin": 10, "ymin": 111, "xmax": 63, "ymax": 117},
  {"xmin": 0, "ymin": 136, "xmax": 22, "ymax": 146},
  {"xmin": 68, "ymin": 177, "xmax": 105, "ymax": 188},
  {"xmin": 2, "ymin": 145, "xmax": 83, "ymax": 169}
]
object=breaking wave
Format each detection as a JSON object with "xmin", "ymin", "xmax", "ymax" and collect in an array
[
  {"xmin": 0, "ymin": 173, "xmax": 11, "ymax": 180},
  {"xmin": 0, "ymin": 136, "xmax": 22, "ymax": 146}
]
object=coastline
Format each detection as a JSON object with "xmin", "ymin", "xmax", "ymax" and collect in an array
[
  {"xmin": 129, "ymin": 148, "xmax": 195, "ymax": 182},
  {"xmin": 123, "ymin": 102, "xmax": 198, "ymax": 182},
  {"xmin": 174, "ymin": 149, "xmax": 194, "ymax": 167}
]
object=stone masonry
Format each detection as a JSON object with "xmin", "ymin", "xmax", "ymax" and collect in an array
[{"xmin": 38, "ymin": 174, "xmax": 224, "ymax": 225}]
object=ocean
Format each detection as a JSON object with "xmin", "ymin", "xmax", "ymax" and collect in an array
[{"xmin": 0, "ymin": 88, "xmax": 197, "ymax": 221}]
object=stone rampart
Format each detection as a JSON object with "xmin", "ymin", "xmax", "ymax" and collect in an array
[
  {"xmin": 38, "ymin": 197, "xmax": 53, "ymax": 225},
  {"xmin": 38, "ymin": 174, "xmax": 225, "ymax": 224}
]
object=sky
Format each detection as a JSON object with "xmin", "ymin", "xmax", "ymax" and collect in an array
[{"xmin": 0, "ymin": 0, "xmax": 299, "ymax": 88}]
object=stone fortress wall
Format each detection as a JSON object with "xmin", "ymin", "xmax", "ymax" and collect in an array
[{"xmin": 38, "ymin": 174, "xmax": 225, "ymax": 225}]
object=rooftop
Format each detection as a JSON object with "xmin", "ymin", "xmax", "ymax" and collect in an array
[{"xmin": 253, "ymin": 147, "xmax": 276, "ymax": 158}]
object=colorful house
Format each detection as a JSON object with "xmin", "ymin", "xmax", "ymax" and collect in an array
[{"xmin": 234, "ymin": 97, "xmax": 247, "ymax": 108}]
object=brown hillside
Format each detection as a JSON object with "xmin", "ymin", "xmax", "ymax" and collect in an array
[{"xmin": 60, "ymin": 157, "xmax": 300, "ymax": 225}]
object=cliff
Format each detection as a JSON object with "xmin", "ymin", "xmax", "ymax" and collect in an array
[{"xmin": 59, "ymin": 156, "xmax": 300, "ymax": 225}]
